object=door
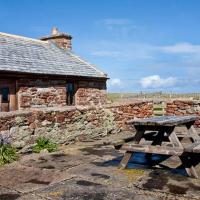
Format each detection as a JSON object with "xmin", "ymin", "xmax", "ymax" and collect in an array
[{"xmin": 0, "ymin": 87, "xmax": 10, "ymax": 112}]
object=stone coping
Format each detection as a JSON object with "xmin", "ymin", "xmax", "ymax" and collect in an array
[
  {"xmin": 104, "ymin": 100, "xmax": 152, "ymax": 108},
  {"xmin": 0, "ymin": 101, "xmax": 153, "ymax": 118},
  {"xmin": 1, "ymin": 99, "xmax": 200, "ymax": 119},
  {"xmin": 166, "ymin": 100, "xmax": 200, "ymax": 104}
]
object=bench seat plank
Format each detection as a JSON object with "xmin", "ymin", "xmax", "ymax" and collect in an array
[{"xmin": 121, "ymin": 143, "xmax": 183, "ymax": 156}]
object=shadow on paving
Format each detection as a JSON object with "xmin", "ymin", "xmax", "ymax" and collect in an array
[
  {"xmin": 79, "ymin": 144, "xmax": 119, "ymax": 157},
  {"xmin": 136, "ymin": 169, "xmax": 200, "ymax": 198},
  {"xmin": 87, "ymin": 148, "xmax": 200, "ymax": 198},
  {"xmin": 92, "ymin": 152, "xmax": 186, "ymax": 175},
  {"xmin": 22, "ymin": 152, "xmax": 90, "ymax": 171},
  {"xmin": 25, "ymin": 179, "xmax": 51, "ymax": 185},
  {"xmin": 0, "ymin": 193, "xmax": 20, "ymax": 200}
]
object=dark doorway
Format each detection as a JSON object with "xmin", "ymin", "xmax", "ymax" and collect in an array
[
  {"xmin": 0, "ymin": 79, "xmax": 17, "ymax": 112},
  {"xmin": 0, "ymin": 87, "xmax": 10, "ymax": 112},
  {"xmin": 66, "ymin": 83, "xmax": 75, "ymax": 105}
]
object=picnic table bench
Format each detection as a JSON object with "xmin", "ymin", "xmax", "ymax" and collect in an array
[{"xmin": 114, "ymin": 115, "xmax": 200, "ymax": 178}]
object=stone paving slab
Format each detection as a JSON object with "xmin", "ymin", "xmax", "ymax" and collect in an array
[
  {"xmin": 0, "ymin": 186, "xmax": 20, "ymax": 200},
  {"xmin": 0, "ymin": 165, "xmax": 59, "ymax": 193},
  {"xmin": 14, "ymin": 193, "xmax": 47, "ymax": 200},
  {"xmin": 34, "ymin": 177, "xmax": 156, "ymax": 200},
  {"xmin": 135, "ymin": 169, "xmax": 200, "ymax": 199},
  {"xmin": 0, "ymin": 133, "xmax": 200, "ymax": 199}
]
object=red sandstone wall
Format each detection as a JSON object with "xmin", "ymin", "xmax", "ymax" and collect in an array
[
  {"xmin": 76, "ymin": 81, "xmax": 107, "ymax": 106},
  {"xmin": 0, "ymin": 101, "xmax": 153, "ymax": 148},
  {"xmin": 17, "ymin": 79, "xmax": 67, "ymax": 109},
  {"xmin": 107, "ymin": 101, "xmax": 153, "ymax": 130},
  {"xmin": 16, "ymin": 79, "xmax": 107, "ymax": 109},
  {"xmin": 166, "ymin": 100, "xmax": 200, "ymax": 126}
]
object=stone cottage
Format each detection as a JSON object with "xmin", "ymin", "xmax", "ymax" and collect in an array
[{"xmin": 0, "ymin": 28, "xmax": 107, "ymax": 112}]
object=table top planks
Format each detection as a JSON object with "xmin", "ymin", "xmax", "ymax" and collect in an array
[{"xmin": 127, "ymin": 115, "xmax": 199, "ymax": 126}]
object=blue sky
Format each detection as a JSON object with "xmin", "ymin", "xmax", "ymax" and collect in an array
[{"xmin": 1, "ymin": 0, "xmax": 200, "ymax": 93}]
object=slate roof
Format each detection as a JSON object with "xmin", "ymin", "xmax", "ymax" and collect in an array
[{"xmin": 0, "ymin": 32, "xmax": 107, "ymax": 78}]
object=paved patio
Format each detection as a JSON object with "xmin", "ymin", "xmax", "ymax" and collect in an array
[{"xmin": 0, "ymin": 132, "xmax": 200, "ymax": 200}]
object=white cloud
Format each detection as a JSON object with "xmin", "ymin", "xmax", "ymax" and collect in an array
[
  {"xmin": 140, "ymin": 75, "xmax": 177, "ymax": 89},
  {"xmin": 90, "ymin": 41, "xmax": 155, "ymax": 60},
  {"xmin": 160, "ymin": 42, "xmax": 200, "ymax": 54},
  {"xmin": 91, "ymin": 50, "xmax": 121, "ymax": 57},
  {"xmin": 110, "ymin": 78, "xmax": 122, "ymax": 87},
  {"xmin": 102, "ymin": 18, "xmax": 133, "ymax": 26},
  {"xmin": 96, "ymin": 18, "xmax": 136, "ymax": 36},
  {"xmin": 90, "ymin": 41, "xmax": 200, "ymax": 61}
]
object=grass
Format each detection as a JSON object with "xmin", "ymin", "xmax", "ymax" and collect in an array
[
  {"xmin": 107, "ymin": 92, "xmax": 200, "ymax": 103},
  {"xmin": 0, "ymin": 144, "xmax": 18, "ymax": 165},
  {"xmin": 33, "ymin": 137, "xmax": 58, "ymax": 153},
  {"xmin": 107, "ymin": 93, "xmax": 135, "ymax": 102}
]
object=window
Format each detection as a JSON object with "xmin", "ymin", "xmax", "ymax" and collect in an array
[
  {"xmin": 1, "ymin": 87, "xmax": 9, "ymax": 102},
  {"xmin": 66, "ymin": 83, "xmax": 75, "ymax": 105}
]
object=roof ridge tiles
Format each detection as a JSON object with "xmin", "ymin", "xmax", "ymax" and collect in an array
[{"xmin": 0, "ymin": 32, "xmax": 48, "ymax": 44}]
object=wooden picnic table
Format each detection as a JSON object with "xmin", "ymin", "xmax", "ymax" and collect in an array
[{"xmin": 114, "ymin": 115, "xmax": 200, "ymax": 178}]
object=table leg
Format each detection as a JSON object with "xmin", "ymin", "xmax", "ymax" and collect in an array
[
  {"xmin": 179, "ymin": 155, "xmax": 198, "ymax": 178},
  {"xmin": 119, "ymin": 152, "xmax": 132, "ymax": 169},
  {"xmin": 119, "ymin": 128, "xmax": 145, "ymax": 169},
  {"xmin": 186, "ymin": 123, "xmax": 200, "ymax": 143},
  {"xmin": 146, "ymin": 129, "xmax": 166, "ymax": 163}
]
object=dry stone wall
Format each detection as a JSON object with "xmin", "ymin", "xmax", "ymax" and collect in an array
[
  {"xmin": 4, "ymin": 99, "xmax": 200, "ymax": 149},
  {"xmin": 166, "ymin": 100, "xmax": 200, "ymax": 126},
  {"xmin": 107, "ymin": 101, "xmax": 153, "ymax": 130},
  {"xmin": 0, "ymin": 101, "xmax": 153, "ymax": 148}
]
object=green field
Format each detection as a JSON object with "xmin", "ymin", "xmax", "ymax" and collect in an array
[{"xmin": 107, "ymin": 92, "xmax": 200, "ymax": 103}]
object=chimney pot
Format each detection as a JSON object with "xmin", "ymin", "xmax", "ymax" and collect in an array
[{"xmin": 51, "ymin": 27, "xmax": 58, "ymax": 35}]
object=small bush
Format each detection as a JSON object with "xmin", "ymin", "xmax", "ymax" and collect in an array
[
  {"xmin": 33, "ymin": 137, "xmax": 58, "ymax": 153},
  {"xmin": 0, "ymin": 144, "xmax": 18, "ymax": 165},
  {"xmin": 0, "ymin": 135, "xmax": 18, "ymax": 165}
]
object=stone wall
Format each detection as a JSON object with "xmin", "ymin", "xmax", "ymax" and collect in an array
[
  {"xmin": 107, "ymin": 101, "xmax": 153, "ymax": 130},
  {"xmin": 0, "ymin": 101, "xmax": 153, "ymax": 148},
  {"xmin": 16, "ymin": 78, "xmax": 107, "ymax": 109},
  {"xmin": 17, "ymin": 79, "xmax": 67, "ymax": 109},
  {"xmin": 166, "ymin": 100, "xmax": 200, "ymax": 126},
  {"xmin": 76, "ymin": 80, "xmax": 107, "ymax": 106}
]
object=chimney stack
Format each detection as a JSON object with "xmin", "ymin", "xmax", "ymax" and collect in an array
[{"xmin": 40, "ymin": 27, "xmax": 72, "ymax": 50}]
